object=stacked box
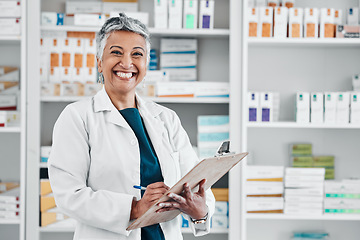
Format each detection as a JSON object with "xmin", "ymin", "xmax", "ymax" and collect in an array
[
  {"xmin": 273, "ymin": 7, "xmax": 288, "ymax": 38},
  {"xmin": 336, "ymin": 92, "xmax": 350, "ymax": 124},
  {"xmin": 258, "ymin": 7, "xmax": 273, "ymax": 37},
  {"xmin": 289, "ymin": 8, "xmax": 303, "ymax": 38},
  {"xmin": 248, "ymin": 8, "xmax": 259, "ymax": 37},
  {"xmin": 160, "ymin": 38, "xmax": 197, "ymax": 81},
  {"xmin": 284, "ymin": 167, "xmax": 325, "ymax": 215},
  {"xmin": 197, "ymin": 115, "xmax": 229, "ymax": 159},
  {"xmin": 320, "ymin": 8, "xmax": 335, "ymax": 38},
  {"xmin": 199, "ymin": 0, "xmax": 214, "ymax": 29},
  {"xmin": 183, "ymin": 0, "xmax": 198, "ymax": 29},
  {"xmin": 0, "ymin": 1, "xmax": 21, "ymax": 35},
  {"xmin": 296, "ymin": 92, "xmax": 310, "ymax": 123},
  {"xmin": 292, "ymin": 232, "xmax": 329, "ymax": 240},
  {"xmin": 310, "ymin": 92, "xmax": 324, "ymax": 123},
  {"xmin": 168, "ymin": 0, "xmax": 183, "ymax": 29},
  {"xmin": 324, "ymin": 92, "xmax": 337, "ymax": 124},
  {"xmin": 0, "ymin": 187, "xmax": 20, "ymax": 220},
  {"xmin": 246, "ymin": 165, "xmax": 284, "ymax": 213},
  {"xmin": 248, "ymin": 92, "xmax": 260, "ymax": 122},
  {"xmin": 304, "ymin": 8, "xmax": 319, "ymax": 38},
  {"xmin": 324, "ymin": 180, "xmax": 360, "ymax": 214},
  {"xmin": 211, "ymin": 201, "xmax": 228, "ymax": 229},
  {"xmin": 259, "ymin": 92, "xmax": 280, "ymax": 122},
  {"xmin": 350, "ymin": 92, "xmax": 360, "ymax": 124}
]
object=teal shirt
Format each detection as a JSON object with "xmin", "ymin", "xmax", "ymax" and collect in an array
[{"xmin": 119, "ymin": 108, "xmax": 165, "ymax": 240}]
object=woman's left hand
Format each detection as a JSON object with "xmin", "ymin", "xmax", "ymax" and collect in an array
[{"xmin": 156, "ymin": 179, "xmax": 208, "ymax": 220}]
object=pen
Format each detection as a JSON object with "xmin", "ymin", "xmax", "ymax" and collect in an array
[{"xmin": 133, "ymin": 185, "xmax": 147, "ymax": 191}]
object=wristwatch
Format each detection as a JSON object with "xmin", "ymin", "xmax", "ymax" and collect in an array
[{"xmin": 190, "ymin": 213, "xmax": 208, "ymax": 224}]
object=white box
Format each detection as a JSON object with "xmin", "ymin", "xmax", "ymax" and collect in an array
[
  {"xmin": 156, "ymin": 81, "xmax": 195, "ymax": 97},
  {"xmin": 195, "ymin": 82, "xmax": 229, "ymax": 98},
  {"xmin": 336, "ymin": 92, "xmax": 350, "ymax": 124},
  {"xmin": 248, "ymin": 7, "xmax": 259, "ymax": 37},
  {"xmin": 256, "ymin": 0, "xmax": 267, "ymax": 7},
  {"xmin": 40, "ymin": 146, "xmax": 52, "ymax": 163},
  {"xmin": 350, "ymin": 92, "xmax": 360, "ymax": 124},
  {"xmin": 246, "ymin": 197, "xmax": 284, "ymax": 211},
  {"xmin": 145, "ymin": 70, "xmax": 170, "ymax": 82},
  {"xmin": 258, "ymin": 7, "xmax": 273, "ymax": 37},
  {"xmin": 284, "ymin": 207, "xmax": 323, "ymax": 215},
  {"xmin": 161, "ymin": 38, "xmax": 197, "ymax": 53},
  {"xmin": 285, "ymin": 181, "xmax": 324, "ymax": 188},
  {"xmin": 260, "ymin": 92, "xmax": 280, "ymax": 122},
  {"xmin": 289, "ymin": 8, "xmax": 303, "ymax": 38},
  {"xmin": 334, "ymin": 9, "xmax": 343, "ymax": 26},
  {"xmin": 84, "ymin": 83, "xmax": 102, "ymax": 96},
  {"xmin": 246, "ymin": 181, "xmax": 284, "ymax": 195},
  {"xmin": 66, "ymin": 1, "xmax": 102, "ymax": 14},
  {"xmin": 59, "ymin": 67, "xmax": 73, "ymax": 81},
  {"xmin": 285, "ymin": 167, "xmax": 325, "ymax": 176},
  {"xmin": 353, "ymin": 74, "xmax": 360, "ymax": 91},
  {"xmin": 74, "ymin": 14, "xmax": 105, "ymax": 26},
  {"xmin": 324, "ymin": 92, "xmax": 337, "ymax": 124},
  {"xmin": 183, "ymin": 0, "xmax": 198, "ymax": 29},
  {"xmin": 154, "ymin": 0, "xmax": 168, "ymax": 29},
  {"xmin": 285, "ymin": 175, "xmax": 324, "ymax": 182},
  {"xmin": 347, "ymin": 8, "xmax": 359, "ymax": 25},
  {"xmin": 0, "ymin": 95, "xmax": 17, "ymax": 111},
  {"xmin": 168, "ymin": 0, "xmax": 183, "ymax": 29},
  {"xmin": 41, "ymin": 12, "xmax": 65, "ymax": 26},
  {"xmin": 199, "ymin": 0, "xmax": 214, "ymax": 29},
  {"xmin": 49, "ymin": 67, "xmax": 61, "ymax": 83},
  {"xmin": 41, "ymin": 82, "xmax": 60, "ymax": 96},
  {"xmin": 246, "ymin": 165, "xmax": 284, "ymax": 180},
  {"xmin": 211, "ymin": 215, "xmax": 228, "ymax": 229},
  {"xmin": 267, "ymin": 0, "xmax": 279, "ymax": 7},
  {"xmin": 248, "ymin": 92, "xmax": 260, "ymax": 122},
  {"xmin": 0, "ymin": 112, "xmax": 6, "ymax": 127},
  {"xmin": 0, "ymin": 70, "xmax": 20, "ymax": 81},
  {"xmin": 0, "ymin": 1, "xmax": 21, "ymax": 17},
  {"xmin": 274, "ymin": 7, "xmax": 288, "ymax": 39},
  {"xmin": 102, "ymin": 2, "xmax": 138, "ymax": 14},
  {"xmin": 123, "ymin": 12, "xmax": 149, "ymax": 27},
  {"xmin": 296, "ymin": 92, "xmax": 310, "ymax": 123},
  {"xmin": 0, "ymin": 18, "xmax": 21, "ymax": 35},
  {"xmin": 248, "ymin": 0, "xmax": 255, "ymax": 8},
  {"xmin": 160, "ymin": 54, "xmax": 196, "ymax": 68},
  {"xmin": 214, "ymin": 201, "xmax": 228, "ymax": 216},
  {"xmin": 285, "ymin": 188, "xmax": 324, "ymax": 197},
  {"xmin": 304, "ymin": 8, "xmax": 319, "ymax": 38},
  {"xmin": 325, "ymin": 181, "xmax": 360, "ymax": 194},
  {"xmin": 60, "ymin": 82, "xmax": 83, "ymax": 96},
  {"xmin": 284, "ymin": 202, "xmax": 323, "ymax": 209},
  {"xmin": 310, "ymin": 92, "xmax": 324, "ymax": 123},
  {"xmin": 324, "ymin": 198, "xmax": 360, "ymax": 209},
  {"xmin": 83, "ymin": 67, "xmax": 97, "ymax": 83},
  {"xmin": 72, "ymin": 67, "xmax": 86, "ymax": 83},
  {"xmin": 320, "ymin": 8, "xmax": 335, "ymax": 38},
  {"xmin": 166, "ymin": 68, "xmax": 196, "ymax": 81},
  {"xmin": 285, "ymin": 195, "xmax": 323, "ymax": 203}
]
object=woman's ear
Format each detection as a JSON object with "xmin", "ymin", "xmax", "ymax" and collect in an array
[{"xmin": 97, "ymin": 57, "xmax": 102, "ymax": 73}]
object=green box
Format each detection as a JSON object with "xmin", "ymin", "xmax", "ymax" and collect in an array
[
  {"xmin": 292, "ymin": 156, "xmax": 314, "ymax": 167},
  {"xmin": 291, "ymin": 144, "xmax": 312, "ymax": 156},
  {"xmin": 313, "ymin": 156, "xmax": 335, "ymax": 167},
  {"xmin": 324, "ymin": 168, "xmax": 335, "ymax": 180}
]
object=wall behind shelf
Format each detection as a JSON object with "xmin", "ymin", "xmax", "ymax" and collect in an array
[
  {"xmin": 247, "ymin": 128, "xmax": 360, "ymax": 180},
  {"xmin": 0, "ymin": 134, "xmax": 20, "ymax": 180},
  {"xmin": 248, "ymin": 47, "xmax": 360, "ymax": 121}
]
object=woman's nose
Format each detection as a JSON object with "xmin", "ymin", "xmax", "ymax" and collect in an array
[{"xmin": 119, "ymin": 56, "xmax": 133, "ymax": 69}]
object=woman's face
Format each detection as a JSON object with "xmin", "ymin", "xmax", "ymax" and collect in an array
[{"xmin": 98, "ymin": 30, "xmax": 147, "ymax": 97}]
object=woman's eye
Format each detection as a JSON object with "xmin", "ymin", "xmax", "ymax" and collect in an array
[
  {"xmin": 133, "ymin": 52, "xmax": 143, "ymax": 57},
  {"xmin": 111, "ymin": 50, "xmax": 122, "ymax": 55}
]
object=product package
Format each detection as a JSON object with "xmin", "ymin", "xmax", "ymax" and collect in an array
[
  {"xmin": 248, "ymin": 7, "xmax": 259, "ymax": 37},
  {"xmin": 199, "ymin": 0, "xmax": 214, "ymax": 29},
  {"xmin": 336, "ymin": 92, "xmax": 350, "ymax": 124},
  {"xmin": 347, "ymin": 8, "xmax": 359, "ymax": 25},
  {"xmin": 350, "ymin": 92, "xmax": 360, "ymax": 124},
  {"xmin": 289, "ymin": 8, "xmax": 303, "ymax": 38},
  {"xmin": 310, "ymin": 92, "xmax": 324, "ymax": 123},
  {"xmin": 296, "ymin": 92, "xmax": 310, "ymax": 123},
  {"xmin": 320, "ymin": 8, "xmax": 335, "ymax": 38},
  {"xmin": 304, "ymin": 8, "xmax": 319, "ymax": 38},
  {"xmin": 183, "ymin": 0, "xmax": 198, "ymax": 29},
  {"xmin": 273, "ymin": 7, "xmax": 288, "ymax": 38},
  {"xmin": 259, "ymin": 7, "xmax": 273, "ymax": 37},
  {"xmin": 168, "ymin": 0, "xmax": 183, "ymax": 29},
  {"xmin": 324, "ymin": 92, "xmax": 337, "ymax": 124},
  {"xmin": 248, "ymin": 92, "xmax": 260, "ymax": 122},
  {"xmin": 154, "ymin": 0, "xmax": 168, "ymax": 29}
]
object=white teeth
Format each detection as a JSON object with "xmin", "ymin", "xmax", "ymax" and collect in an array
[{"xmin": 116, "ymin": 72, "xmax": 133, "ymax": 79}]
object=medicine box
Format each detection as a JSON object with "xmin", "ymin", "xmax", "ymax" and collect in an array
[
  {"xmin": 258, "ymin": 7, "xmax": 273, "ymax": 37},
  {"xmin": 168, "ymin": 0, "xmax": 183, "ymax": 29},
  {"xmin": 291, "ymin": 156, "xmax": 313, "ymax": 167},
  {"xmin": 248, "ymin": 92, "xmax": 260, "ymax": 122},
  {"xmin": 183, "ymin": 0, "xmax": 198, "ymax": 29},
  {"xmin": 214, "ymin": 201, "xmax": 228, "ymax": 216},
  {"xmin": 289, "ymin": 8, "xmax": 303, "ymax": 38},
  {"xmin": 165, "ymin": 68, "xmax": 197, "ymax": 81},
  {"xmin": 161, "ymin": 38, "xmax": 197, "ymax": 53},
  {"xmin": 268, "ymin": 0, "xmax": 279, "ymax": 7},
  {"xmin": 0, "ymin": 18, "xmax": 21, "ymax": 36},
  {"xmin": 283, "ymin": 0, "xmax": 294, "ymax": 9},
  {"xmin": 246, "ymin": 181, "xmax": 284, "ymax": 196},
  {"xmin": 320, "ymin": 8, "xmax": 335, "ymax": 38},
  {"xmin": 246, "ymin": 197, "xmax": 284, "ymax": 212},
  {"xmin": 41, "ymin": 12, "xmax": 64, "ymax": 26},
  {"xmin": 154, "ymin": 0, "xmax": 168, "ymax": 29},
  {"xmin": 212, "ymin": 188, "xmax": 229, "ymax": 201},
  {"xmin": 211, "ymin": 215, "xmax": 228, "ymax": 229},
  {"xmin": 74, "ymin": 14, "xmax": 106, "ymax": 26},
  {"xmin": 102, "ymin": 2, "xmax": 138, "ymax": 14},
  {"xmin": 260, "ymin": 92, "xmax": 280, "ymax": 122},
  {"xmin": 0, "ymin": 112, "xmax": 6, "ymax": 127},
  {"xmin": 160, "ymin": 54, "xmax": 197, "ymax": 68},
  {"xmin": 336, "ymin": 92, "xmax": 350, "ymax": 124},
  {"xmin": 0, "ymin": 95, "xmax": 17, "ymax": 111},
  {"xmin": 353, "ymin": 74, "xmax": 360, "ymax": 91},
  {"xmin": 0, "ymin": 1, "xmax": 21, "ymax": 18},
  {"xmin": 350, "ymin": 92, "xmax": 360, "ymax": 124},
  {"xmin": 324, "ymin": 92, "xmax": 336, "ymax": 123},
  {"xmin": 65, "ymin": 1, "xmax": 102, "ymax": 14},
  {"xmin": 334, "ymin": 9, "xmax": 343, "ymax": 26},
  {"xmin": 256, "ymin": 0, "xmax": 267, "ymax": 7},
  {"xmin": 41, "ymin": 82, "xmax": 60, "ymax": 96},
  {"xmin": 274, "ymin": 7, "xmax": 288, "ymax": 38},
  {"xmin": 195, "ymin": 82, "xmax": 229, "ymax": 98},
  {"xmin": 347, "ymin": 8, "xmax": 359, "ymax": 26},
  {"xmin": 199, "ymin": 0, "xmax": 214, "ymax": 29},
  {"xmin": 248, "ymin": 8, "xmax": 259, "ymax": 37},
  {"xmin": 246, "ymin": 165, "xmax": 284, "ymax": 181},
  {"xmin": 304, "ymin": 8, "xmax": 319, "ymax": 38},
  {"xmin": 41, "ymin": 146, "xmax": 52, "ymax": 163},
  {"xmin": 336, "ymin": 25, "xmax": 360, "ymax": 38},
  {"xmin": 290, "ymin": 143, "xmax": 312, "ymax": 156},
  {"xmin": 296, "ymin": 92, "xmax": 310, "ymax": 123},
  {"xmin": 310, "ymin": 92, "xmax": 324, "ymax": 123}
]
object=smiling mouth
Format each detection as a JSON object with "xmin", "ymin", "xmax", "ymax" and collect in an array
[{"xmin": 114, "ymin": 71, "xmax": 136, "ymax": 79}]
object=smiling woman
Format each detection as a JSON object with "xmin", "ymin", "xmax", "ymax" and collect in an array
[{"xmin": 47, "ymin": 12, "xmax": 215, "ymax": 240}]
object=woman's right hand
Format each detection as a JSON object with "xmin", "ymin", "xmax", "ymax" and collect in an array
[{"xmin": 130, "ymin": 182, "xmax": 169, "ymax": 220}]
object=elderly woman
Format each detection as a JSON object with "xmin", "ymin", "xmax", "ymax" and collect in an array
[{"xmin": 48, "ymin": 13, "xmax": 215, "ymax": 240}]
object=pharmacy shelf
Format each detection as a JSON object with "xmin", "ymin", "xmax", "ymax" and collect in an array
[
  {"xmin": 40, "ymin": 96, "xmax": 229, "ymax": 104},
  {"xmin": 40, "ymin": 25, "xmax": 230, "ymax": 38},
  {"xmin": 39, "ymin": 226, "xmax": 228, "ymax": 234},
  {"xmin": 0, "ymin": 127, "xmax": 21, "ymax": 133},
  {"xmin": 246, "ymin": 122, "xmax": 360, "ymax": 129},
  {"xmin": 248, "ymin": 38, "xmax": 360, "ymax": 47},
  {"xmin": 246, "ymin": 213, "xmax": 360, "ymax": 221},
  {"xmin": 0, "ymin": 219, "xmax": 21, "ymax": 224},
  {"xmin": 0, "ymin": 36, "xmax": 21, "ymax": 42},
  {"xmin": 39, "ymin": 162, "xmax": 47, "ymax": 168}
]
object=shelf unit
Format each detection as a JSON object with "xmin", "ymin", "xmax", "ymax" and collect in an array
[
  {"xmin": 27, "ymin": 0, "xmax": 235, "ymax": 240},
  {"xmin": 239, "ymin": 0, "xmax": 360, "ymax": 240},
  {"xmin": 0, "ymin": 1, "xmax": 27, "ymax": 240}
]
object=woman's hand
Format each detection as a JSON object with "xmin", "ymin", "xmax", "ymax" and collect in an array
[
  {"xmin": 156, "ymin": 179, "xmax": 208, "ymax": 220},
  {"xmin": 130, "ymin": 182, "xmax": 169, "ymax": 220}
]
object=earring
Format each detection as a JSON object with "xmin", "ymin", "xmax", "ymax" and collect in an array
[
  {"xmin": 142, "ymin": 78, "xmax": 146, "ymax": 88},
  {"xmin": 98, "ymin": 73, "xmax": 104, "ymax": 83}
]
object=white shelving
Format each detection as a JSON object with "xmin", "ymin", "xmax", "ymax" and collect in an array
[
  {"xmin": 246, "ymin": 214, "xmax": 360, "ymax": 221},
  {"xmin": 248, "ymin": 38, "xmax": 360, "ymax": 47},
  {"xmin": 0, "ymin": 219, "xmax": 21, "ymax": 224},
  {"xmin": 247, "ymin": 122, "xmax": 360, "ymax": 129},
  {"xmin": 41, "ymin": 96, "xmax": 229, "ymax": 104},
  {"xmin": 0, "ymin": 127, "xmax": 22, "ymax": 133},
  {"xmin": 41, "ymin": 25, "xmax": 230, "ymax": 38}
]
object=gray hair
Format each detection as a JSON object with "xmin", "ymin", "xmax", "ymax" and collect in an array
[{"xmin": 96, "ymin": 12, "xmax": 151, "ymax": 64}]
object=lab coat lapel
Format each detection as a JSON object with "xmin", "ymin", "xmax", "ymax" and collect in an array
[{"xmin": 93, "ymin": 87, "xmax": 132, "ymax": 130}]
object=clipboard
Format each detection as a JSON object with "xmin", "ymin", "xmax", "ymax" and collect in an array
[{"xmin": 126, "ymin": 151, "xmax": 248, "ymax": 230}]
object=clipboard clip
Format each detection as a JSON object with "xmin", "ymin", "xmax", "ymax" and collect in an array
[{"xmin": 215, "ymin": 141, "xmax": 234, "ymax": 157}]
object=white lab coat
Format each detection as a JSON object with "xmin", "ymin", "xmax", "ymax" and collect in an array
[{"xmin": 48, "ymin": 88, "xmax": 215, "ymax": 240}]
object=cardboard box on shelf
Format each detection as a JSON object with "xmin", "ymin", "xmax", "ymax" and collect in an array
[
  {"xmin": 248, "ymin": 8, "xmax": 259, "ymax": 37},
  {"xmin": 304, "ymin": 8, "xmax": 319, "ymax": 38},
  {"xmin": 183, "ymin": 0, "xmax": 198, "ymax": 29},
  {"xmin": 259, "ymin": 7, "xmax": 273, "ymax": 37},
  {"xmin": 168, "ymin": 0, "xmax": 183, "ymax": 29},
  {"xmin": 199, "ymin": 0, "xmax": 214, "ymax": 29},
  {"xmin": 0, "ymin": 18, "xmax": 21, "ymax": 36},
  {"xmin": 320, "ymin": 8, "xmax": 335, "ymax": 38},
  {"xmin": 273, "ymin": 7, "xmax": 288, "ymax": 38},
  {"xmin": 0, "ymin": 1, "xmax": 21, "ymax": 18},
  {"xmin": 154, "ymin": 0, "xmax": 168, "ymax": 29},
  {"xmin": 289, "ymin": 8, "xmax": 303, "ymax": 38}
]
